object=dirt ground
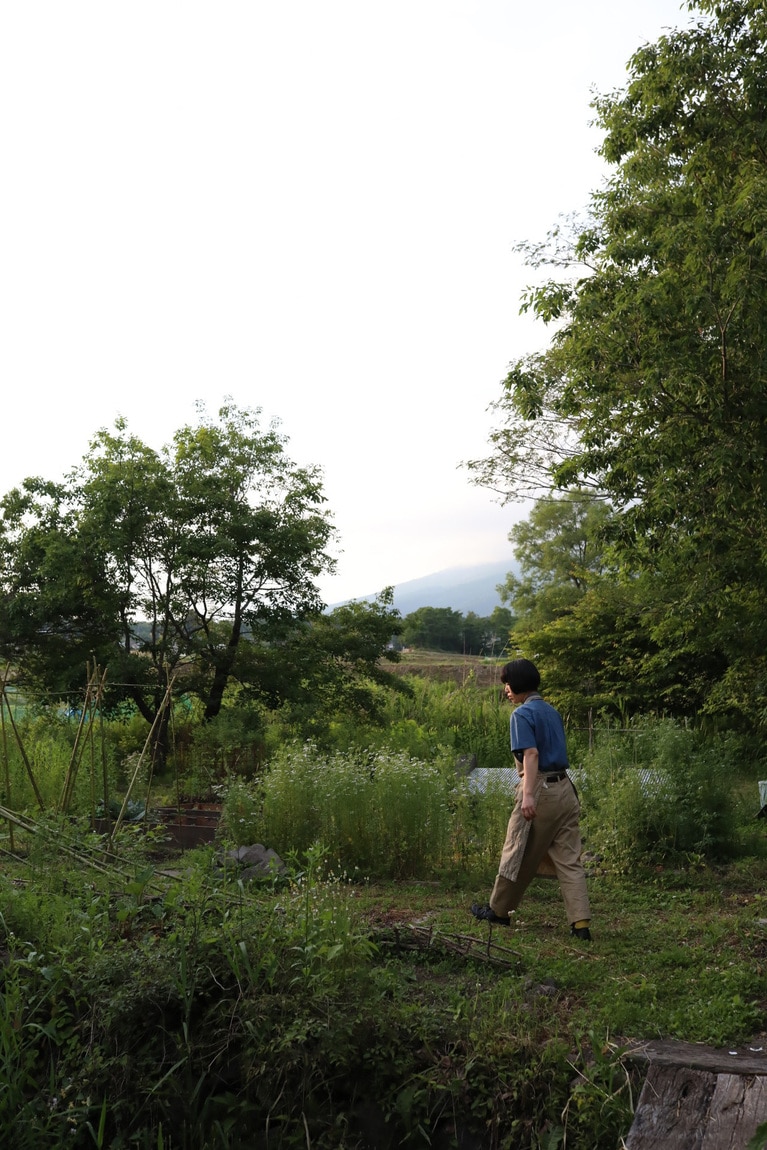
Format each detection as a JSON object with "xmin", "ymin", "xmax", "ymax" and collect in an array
[{"xmin": 383, "ymin": 652, "xmax": 502, "ymax": 688}]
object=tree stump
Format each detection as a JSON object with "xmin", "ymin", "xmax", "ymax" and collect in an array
[{"xmin": 624, "ymin": 1060, "xmax": 767, "ymax": 1149}]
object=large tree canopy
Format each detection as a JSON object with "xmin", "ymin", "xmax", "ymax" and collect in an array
[
  {"xmin": 499, "ymin": 493, "xmax": 719, "ymax": 722},
  {"xmin": 0, "ymin": 403, "xmax": 401, "ymax": 755},
  {"xmin": 400, "ymin": 605, "xmax": 514, "ymax": 656},
  {"xmin": 469, "ymin": 0, "xmax": 767, "ymax": 727}
]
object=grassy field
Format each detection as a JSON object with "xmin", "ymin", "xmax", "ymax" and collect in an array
[
  {"xmin": 1, "ymin": 831, "xmax": 766, "ymax": 1149},
  {"xmin": 1, "ymin": 694, "xmax": 766, "ymax": 1146},
  {"xmin": 386, "ymin": 651, "xmax": 503, "ymax": 686},
  {"xmin": 361, "ymin": 860, "xmax": 767, "ymax": 1049}
]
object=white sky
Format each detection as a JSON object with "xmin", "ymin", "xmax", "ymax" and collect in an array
[{"xmin": 1, "ymin": 0, "xmax": 693, "ymax": 604}]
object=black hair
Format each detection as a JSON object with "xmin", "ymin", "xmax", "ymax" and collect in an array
[{"xmin": 500, "ymin": 658, "xmax": 541, "ymax": 693}]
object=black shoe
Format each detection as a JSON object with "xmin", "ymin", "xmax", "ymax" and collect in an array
[
  {"xmin": 471, "ymin": 903, "xmax": 510, "ymax": 926},
  {"xmin": 571, "ymin": 925, "xmax": 592, "ymax": 941}
]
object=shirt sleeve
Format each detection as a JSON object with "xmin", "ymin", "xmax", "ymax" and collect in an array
[{"xmin": 510, "ymin": 708, "xmax": 537, "ymax": 756}]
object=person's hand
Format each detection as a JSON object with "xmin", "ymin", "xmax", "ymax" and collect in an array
[{"xmin": 521, "ymin": 795, "xmax": 537, "ymax": 821}]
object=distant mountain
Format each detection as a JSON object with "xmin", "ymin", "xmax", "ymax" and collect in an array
[{"xmin": 331, "ymin": 558, "xmax": 517, "ymax": 617}]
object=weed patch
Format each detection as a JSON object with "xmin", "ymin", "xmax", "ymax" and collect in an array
[{"xmin": 0, "ymin": 844, "xmax": 766, "ymax": 1148}]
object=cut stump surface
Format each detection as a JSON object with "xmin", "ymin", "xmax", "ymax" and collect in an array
[{"xmin": 623, "ymin": 1041, "xmax": 767, "ymax": 1149}]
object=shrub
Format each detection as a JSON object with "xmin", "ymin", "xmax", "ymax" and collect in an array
[
  {"xmin": 578, "ymin": 720, "xmax": 743, "ymax": 868},
  {"xmin": 270, "ymin": 675, "xmax": 513, "ymax": 771},
  {"xmin": 382, "ymin": 676, "xmax": 512, "ymax": 770},
  {"xmin": 221, "ymin": 743, "xmax": 456, "ymax": 880},
  {"xmin": 0, "ymin": 710, "xmax": 124, "ymax": 816},
  {"xmin": 449, "ymin": 771, "xmax": 514, "ymax": 880}
]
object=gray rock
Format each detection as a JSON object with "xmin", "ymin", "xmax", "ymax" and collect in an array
[{"xmin": 218, "ymin": 843, "xmax": 286, "ymax": 878}]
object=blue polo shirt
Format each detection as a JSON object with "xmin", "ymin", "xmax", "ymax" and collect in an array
[{"xmin": 510, "ymin": 694, "xmax": 569, "ymax": 770}]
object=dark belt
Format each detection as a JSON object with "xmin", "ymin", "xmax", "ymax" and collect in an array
[{"xmin": 540, "ymin": 771, "xmax": 568, "ymax": 782}]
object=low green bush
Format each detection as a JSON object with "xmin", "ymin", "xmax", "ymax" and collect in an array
[
  {"xmin": 270, "ymin": 674, "xmax": 512, "ymax": 770},
  {"xmin": 222, "ymin": 743, "xmax": 457, "ymax": 880},
  {"xmin": 578, "ymin": 720, "xmax": 752, "ymax": 869}
]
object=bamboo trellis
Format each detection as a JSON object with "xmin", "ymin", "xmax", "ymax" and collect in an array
[{"xmin": 0, "ymin": 663, "xmax": 177, "ymax": 859}]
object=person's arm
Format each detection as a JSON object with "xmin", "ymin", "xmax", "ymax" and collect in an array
[{"xmin": 521, "ymin": 746, "xmax": 539, "ymax": 820}]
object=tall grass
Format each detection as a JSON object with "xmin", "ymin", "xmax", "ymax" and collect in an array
[
  {"xmin": 220, "ymin": 718, "xmax": 765, "ymax": 883},
  {"xmin": 577, "ymin": 719, "xmax": 755, "ymax": 869},
  {"xmin": 220, "ymin": 739, "xmax": 515, "ymax": 881},
  {"xmin": 3, "ymin": 688, "xmax": 765, "ymax": 877},
  {"xmin": 0, "ymin": 940, "xmax": 63, "ymax": 1148},
  {"xmin": 267, "ymin": 674, "xmax": 512, "ymax": 769},
  {"xmin": 0, "ymin": 712, "xmax": 110, "ymax": 814},
  {"xmin": 223, "ymin": 744, "xmax": 458, "ymax": 879},
  {"xmin": 380, "ymin": 675, "xmax": 512, "ymax": 769}
]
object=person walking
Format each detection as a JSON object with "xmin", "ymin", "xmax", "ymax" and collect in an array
[{"xmin": 471, "ymin": 658, "xmax": 592, "ymax": 940}]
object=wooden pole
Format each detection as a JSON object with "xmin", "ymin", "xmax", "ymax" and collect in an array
[
  {"xmin": 59, "ymin": 664, "xmax": 109, "ymax": 814},
  {"xmin": 0, "ymin": 664, "xmax": 15, "ymax": 850},
  {"xmin": 0, "ymin": 675, "xmax": 45, "ymax": 810},
  {"xmin": 108, "ymin": 676, "xmax": 175, "ymax": 846}
]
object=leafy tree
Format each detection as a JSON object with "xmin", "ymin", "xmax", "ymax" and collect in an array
[
  {"xmin": 499, "ymin": 494, "xmax": 633, "ymax": 717},
  {"xmin": 499, "ymin": 492, "xmax": 614, "ymax": 627},
  {"xmin": 268, "ymin": 589, "xmax": 408, "ymax": 741},
  {"xmin": 486, "ymin": 606, "xmax": 515, "ymax": 657},
  {"xmin": 460, "ymin": 611, "xmax": 487, "ymax": 657},
  {"xmin": 400, "ymin": 605, "xmax": 512, "ymax": 656},
  {"xmin": 0, "ymin": 404, "xmax": 401, "ymax": 760},
  {"xmin": 498, "ymin": 494, "xmax": 729, "ymax": 722},
  {"xmin": 401, "ymin": 606, "xmax": 465, "ymax": 652},
  {"xmin": 469, "ymin": 0, "xmax": 767, "ymax": 727},
  {"xmin": 0, "ymin": 477, "xmax": 123, "ymax": 689}
]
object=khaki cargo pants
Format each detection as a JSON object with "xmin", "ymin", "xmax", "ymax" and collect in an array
[{"xmin": 489, "ymin": 774, "xmax": 591, "ymax": 926}]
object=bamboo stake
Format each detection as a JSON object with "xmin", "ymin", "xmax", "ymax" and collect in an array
[
  {"xmin": 99, "ymin": 680, "xmax": 110, "ymax": 835},
  {"xmin": 108, "ymin": 677, "xmax": 175, "ymax": 845},
  {"xmin": 0, "ymin": 802, "xmax": 181, "ymax": 889},
  {"xmin": 59, "ymin": 663, "xmax": 108, "ymax": 813},
  {"xmin": 0, "ymin": 664, "xmax": 15, "ymax": 850},
  {"xmin": 0, "ymin": 675, "xmax": 45, "ymax": 810},
  {"xmin": 89, "ymin": 697, "xmax": 96, "ymax": 826},
  {"xmin": 58, "ymin": 663, "xmax": 96, "ymax": 811},
  {"xmin": 0, "ymin": 803, "xmax": 131, "ymax": 879}
]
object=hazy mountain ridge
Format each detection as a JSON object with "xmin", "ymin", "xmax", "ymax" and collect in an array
[{"xmin": 330, "ymin": 558, "xmax": 517, "ymax": 617}]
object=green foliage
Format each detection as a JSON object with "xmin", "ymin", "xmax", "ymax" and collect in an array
[
  {"xmin": 0, "ymin": 404, "xmax": 336, "ymax": 749},
  {"xmin": 263, "ymin": 589, "xmax": 406, "ymax": 740},
  {"xmin": 220, "ymin": 734, "xmax": 522, "ymax": 885},
  {"xmin": 401, "ymin": 605, "xmax": 464, "ymax": 652},
  {"xmin": 1, "ymin": 801, "xmax": 767, "ymax": 1146},
  {"xmin": 174, "ymin": 701, "xmax": 267, "ymax": 798},
  {"xmin": 0, "ymin": 709, "xmax": 124, "ymax": 816},
  {"xmin": 223, "ymin": 743, "xmax": 456, "ymax": 880},
  {"xmin": 468, "ymin": 0, "xmax": 767, "ymax": 730},
  {"xmin": 223, "ymin": 715, "xmax": 760, "ymax": 885},
  {"xmin": 501, "ymin": 491, "xmax": 615, "ymax": 617},
  {"xmin": 267, "ymin": 670, "xmax": 513, "ymax": 771},
  {"xmin": 497, "ymin": 493, "xmax": 680, "ymax": 723},
  {"xmin": 401, "ymin": 605, "xmax": 513, "ymax": 656},
  {"xmin": 0, "ymin": 846, "xmax": 390, "ymax": 1148},
  {"xmin": 217, "ymin": 775, "xmax": 264, "ymax": 847},
  {"xmin": 560, "ymin": 1035, "xmax": 636, "ymax": 1150},
  {"xmin": 749, "ymin": 1120, "xmax": 767, "ymax": 1150},
  {"xmin": 449, "ymin": 769, "xmax": 517, "ymax": 881},
  {"xmin": 0, "ymin": 408, "xmax": 404, "ymax": 770},
  {"xmin": 578, "ymin": 720, "xmax": 747, "ymax": 869},
  {"xmin": 379, "ymin": 674, "xmax": 513, "ymax": 770},
  {"xmin": 0, "ymin": 942, "xmax": 72, "ymax": 1147}
]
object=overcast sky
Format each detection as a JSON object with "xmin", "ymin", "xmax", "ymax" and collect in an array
[{"xmin": 1, "ymin": 0, "xmax": 694, "ymax": 603}]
